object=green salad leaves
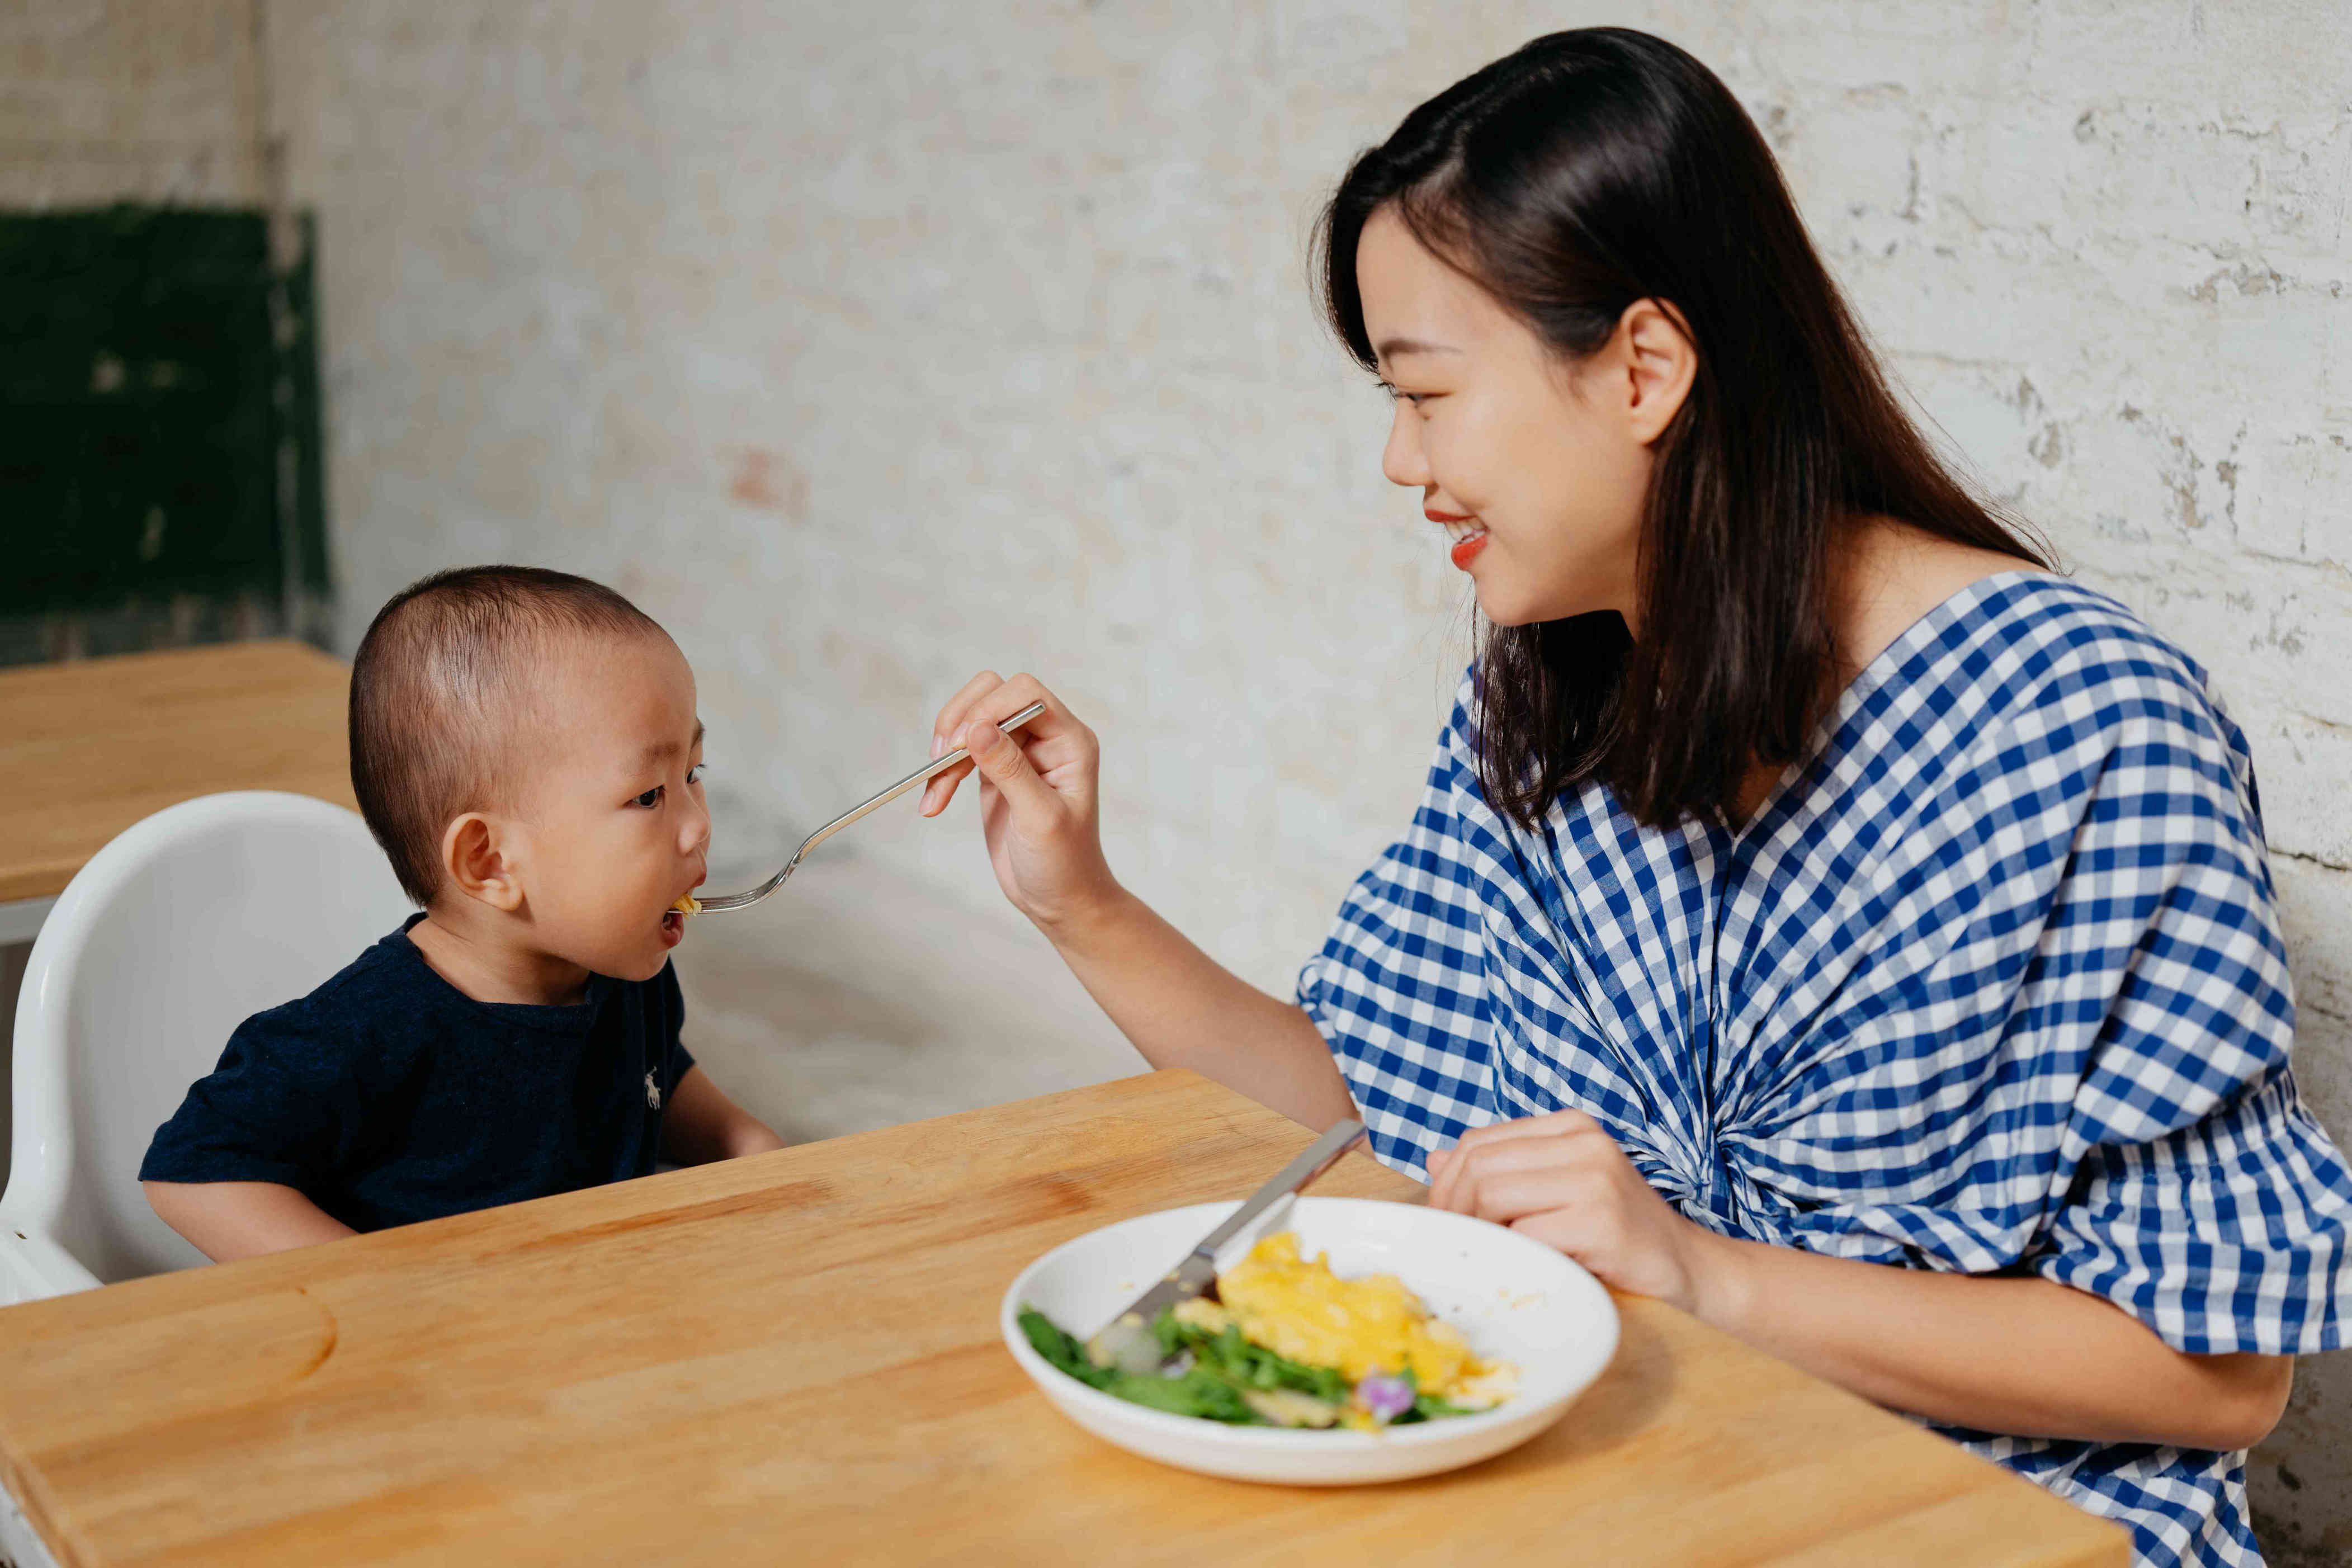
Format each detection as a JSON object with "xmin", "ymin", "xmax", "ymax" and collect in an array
[{"xmin": 1019, "ymin": 1306, "xmax": 1482, "ymax": 1427}]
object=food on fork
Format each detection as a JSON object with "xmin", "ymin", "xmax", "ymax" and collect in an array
[
  {"xmin": 671, "ymin": 893, "xmax": 701, "ymax": 917},
  {"xmin": 1020, "ymin": 1231, "xmax": 1517, "ymax": 1429}
]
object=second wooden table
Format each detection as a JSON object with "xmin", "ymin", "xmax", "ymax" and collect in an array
[{"xmin": 0, "ymin": 639, "xmax": 354, "ymax": 922}]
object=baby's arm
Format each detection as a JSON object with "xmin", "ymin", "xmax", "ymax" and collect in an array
[
  {"xmin": 143, "ymin": 1180, "xmax": 357, "ymax": 1262},
  {"xmin": 659, "ymin": 1065, "xmax": 785, "ymax": 1164}
]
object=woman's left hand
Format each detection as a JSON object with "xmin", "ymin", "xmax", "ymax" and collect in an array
[{"xmin": 1425, "ymin": 1109, "xmax": 1723, "ymax": 1314}]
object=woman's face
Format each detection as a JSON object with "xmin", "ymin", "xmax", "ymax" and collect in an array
[{"xmin": 1354, "ymin": 206, "xmax": 1689, "ymax": 629}]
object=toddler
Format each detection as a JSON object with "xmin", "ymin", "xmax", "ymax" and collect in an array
[{"xmin": 142, "ymin": 565, "xmax": 782, "ymax": 1259}]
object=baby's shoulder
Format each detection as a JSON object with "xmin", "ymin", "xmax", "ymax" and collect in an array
[{"xmin": 228, "ymin": 927, "xmax": 435, "ymax": 1078}]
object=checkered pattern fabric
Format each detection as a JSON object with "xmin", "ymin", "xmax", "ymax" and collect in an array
[{"xmin": 1297, "ymin": 573, "xmax": 2350, "ymax": 1568}]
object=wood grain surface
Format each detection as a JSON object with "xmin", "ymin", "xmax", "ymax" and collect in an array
[
  {"xmin": 0, "ymin": 640, "xmax": 355, "ymax": 905},
  {"xmin": 0, "ymin": 1070, "xmax": 2128, "ymax": 1566}
]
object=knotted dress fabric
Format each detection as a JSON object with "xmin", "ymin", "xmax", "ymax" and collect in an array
[{"xmin": 1298, "ymin": 573, "xmax": 2352, "ymax": 1568}]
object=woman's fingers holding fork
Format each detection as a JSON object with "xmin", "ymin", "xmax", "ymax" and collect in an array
[
  {"xmin": 920, "ymin": 673, "xmax": 1093, "ymax": 819},
  {"xmin": 920, "ymin": 672, "xmax": 1112, "ymax": 927},
  {"xmin": 919, "ymin": 669, "xmax": 1004, "ymax": 815}
]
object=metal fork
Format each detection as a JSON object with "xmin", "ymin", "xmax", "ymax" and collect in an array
[{"xmin": 693, "ymin": 701, "xmax": 1047, "ymax": 914}]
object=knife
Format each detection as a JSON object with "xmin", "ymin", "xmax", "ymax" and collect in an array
[{"xmin": 1085, "ymin": 1116, "xmax": 1368, "ymax": 1375}]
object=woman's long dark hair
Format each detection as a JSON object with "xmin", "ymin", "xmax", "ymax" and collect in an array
[{"xmin": 1317, "ymin": 29, "xmax": 2049, "ymax": 830}]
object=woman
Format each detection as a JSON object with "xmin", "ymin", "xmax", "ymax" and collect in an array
[{"xmin": 918, "ymin": 29, "xmax": 2346, "ymax": 1567}]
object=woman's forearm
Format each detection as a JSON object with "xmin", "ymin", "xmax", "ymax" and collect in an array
[
  {"xmin": 1689, "ymin": 1229, "xmax": 2293, "ymax": 1450},
  {"xmin": 1040, "ymin": 886, "xmax": 1357, "ymax": 1131},
  {"xmin": 917, "ymin": 674, "xmax": 1353, "ymax": 1130}
]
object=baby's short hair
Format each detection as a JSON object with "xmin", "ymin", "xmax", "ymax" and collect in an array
[{"xmin": 350, "ymin": 565, "xmax": 667, "ymax": 904}]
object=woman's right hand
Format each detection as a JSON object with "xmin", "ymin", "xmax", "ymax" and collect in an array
[
  {"xmin": 919, "ymin": 672, "xmax": 1358, "ymax": 1132},
  {"xmin": 919, "ymin": 672, "xmax": 1121, "ymax": 932}
]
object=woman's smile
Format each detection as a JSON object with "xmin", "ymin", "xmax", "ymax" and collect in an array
[{"xmin": 1427, "ymin": 507, "xmax": 1489, "ymax": 569}]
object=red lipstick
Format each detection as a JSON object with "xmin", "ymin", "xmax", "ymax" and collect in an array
[{"xmin": 1429, "ymin": 508, "xmax": 1487, "ymax": 570}]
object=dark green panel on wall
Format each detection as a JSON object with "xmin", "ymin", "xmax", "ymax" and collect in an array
[{"xmin": 0, "ymin": 204, "xmax": 329, "ymax": 614}]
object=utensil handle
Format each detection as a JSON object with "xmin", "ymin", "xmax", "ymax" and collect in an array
[
  {"xmin": 913, "ymin": 700, "xmax": 1048, "ymax": 788},
  {"xmin": 1192, "ymin": 1117, "xmax": 1366, "ymax": 1259},
  {"xmin": 692, "ymin": 702, "xmax": 1051, "ymax": 913},
  {"xmin": 799, "ymin": 701, "xmax": 1048, "ymax": 856}
]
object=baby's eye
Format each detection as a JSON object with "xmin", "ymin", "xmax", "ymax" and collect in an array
[
  {"xmin": 629, "ymin": 785, "xmax": 664, "ymax": 809},
  {"xmin": 686, "ymin": 763, "xmax": 706, "ymax": 785}
]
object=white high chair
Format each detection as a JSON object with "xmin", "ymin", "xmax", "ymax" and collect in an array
[{"xmin": 0, "ymin": 791, "xmax": 413, "ymax": 1301}]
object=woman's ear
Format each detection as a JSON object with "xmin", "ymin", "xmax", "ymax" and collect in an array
[
  {"xmin": 440, "ymin": 813, "xmax": 525, "ymax": 913},
  {"xmin": 1615, "ymin": 298, "xmax": 1698, "ymax": 445}
]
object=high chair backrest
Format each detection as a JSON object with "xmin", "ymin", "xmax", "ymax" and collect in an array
[{"xmin": 2, "ymin": 791, "xmax": 413, "ymax": 1287}]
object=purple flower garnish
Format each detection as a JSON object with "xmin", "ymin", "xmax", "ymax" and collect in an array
[{"xmin": 1355, "ymin": 1373, "xmax": 1415, "ymax": 1422}]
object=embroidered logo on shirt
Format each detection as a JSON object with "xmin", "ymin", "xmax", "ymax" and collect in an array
[{"xmin": 645, "ymin": 1070, "xmax": 662, "ymax": 1111}]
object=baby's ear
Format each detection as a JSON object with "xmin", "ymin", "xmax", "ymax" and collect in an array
[{"xmin": 441, "ymin": 813, "xmax": 523, "ymax": 912}]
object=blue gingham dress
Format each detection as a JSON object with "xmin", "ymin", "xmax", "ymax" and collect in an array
[{"xmin": 1297, "ymin": 573, "xmax": 2352, "ymax": 1567}]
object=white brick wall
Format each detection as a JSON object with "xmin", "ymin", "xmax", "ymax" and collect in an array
[{"xmin": 0, "ymin": 1, "xmax": 266, "ymax": 205}]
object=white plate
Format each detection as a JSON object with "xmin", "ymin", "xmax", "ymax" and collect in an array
[{"xmin": 1000, "ymin": 1196, "xmax": 1618, "ymax": 1485}]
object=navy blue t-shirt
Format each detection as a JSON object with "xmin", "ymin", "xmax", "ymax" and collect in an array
[{"xmin": 140, "ymin": 914, "xmax": 696, "ymax": 1232}]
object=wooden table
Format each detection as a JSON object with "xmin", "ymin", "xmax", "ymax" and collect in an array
[
  {"xmin": 0, "ymin": 640, "xmax": 354, "ymax": 939},
  {"xmin": 0, "ymin": 1070, "xmax": 2128, "ymax": 1567}
]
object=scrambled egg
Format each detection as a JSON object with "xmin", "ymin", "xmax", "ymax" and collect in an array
[
  {"xmin": 1173, "ymin": 1232, "xmax": 1515, "ymax": 1408},
  {"xmin": 671, "ymin": 894, "xmax": 701, "ymax": 917}
]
